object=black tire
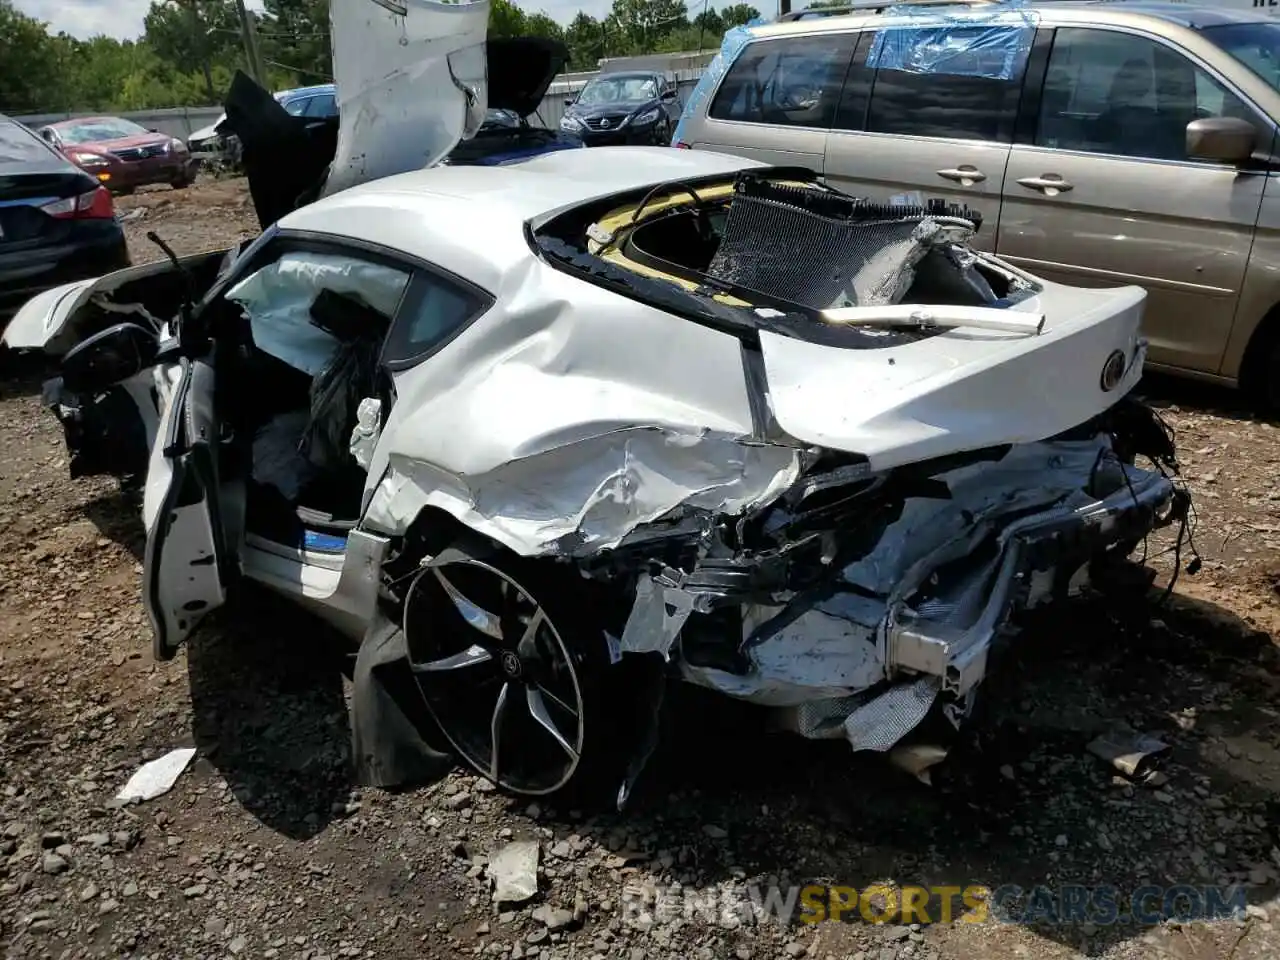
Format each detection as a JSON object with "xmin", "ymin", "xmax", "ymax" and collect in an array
[
  {"xmin": 401, "ymin": 546, "xmax": 647, "ymax": 804},
  {"xmin": 1243, "ymin": 327, "xmax": 1280, "ymax": 416},
  {"xmin": 172, "ymin": 177, "xmax": 194, "ymax": 190}
]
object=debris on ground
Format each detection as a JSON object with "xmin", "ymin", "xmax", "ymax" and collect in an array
[
  {"xmin": 112, "ymin": 746, "xmax": 197, "ymax": 803},
  {"xmin": 1086, "ymin": 722, "xmax": 1170, "ymax": 782},
  {"xmin": 487, "ymin": 840, "xmax": 539, "ymax": 904}
]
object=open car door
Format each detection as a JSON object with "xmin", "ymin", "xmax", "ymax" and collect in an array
[{"xmin": 143, "ymin": 347, "xmax": 242, "ymax": 660}]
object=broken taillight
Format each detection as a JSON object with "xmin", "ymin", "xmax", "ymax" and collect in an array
[
  {"xmin": 41, "ymin": 187, "xmax": 116, "ymax": 220},
  {"xmin": 673, "ymin": 141, "xmax": 691, "ymax": 149}
]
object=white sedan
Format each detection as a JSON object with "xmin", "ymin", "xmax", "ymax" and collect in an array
[{"xmin": 2, "ymin": 0, "xmax": 1189, "ymax": 807}]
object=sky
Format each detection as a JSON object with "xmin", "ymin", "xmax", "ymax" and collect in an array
[{"xmin": 13, "ymin": 0, "xmax": 761, "ymax": 41}]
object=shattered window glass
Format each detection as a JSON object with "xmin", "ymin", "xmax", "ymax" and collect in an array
[
  {"xmin": 1037, "ymin": 28, "xmax": 1257, "ymax": 163},
  {"xmin": 708, "ymin": 34, "xmax": 856, "ymax": 129}
]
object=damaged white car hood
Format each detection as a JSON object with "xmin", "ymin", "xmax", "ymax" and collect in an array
[{"xmin": 324, "ymin": 0, "xmax": 490, "ymax": 196}]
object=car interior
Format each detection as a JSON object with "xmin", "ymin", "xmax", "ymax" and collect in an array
[{"xmin": 541, "ymin": 170, "xmax": 1032, "ymax": 320}]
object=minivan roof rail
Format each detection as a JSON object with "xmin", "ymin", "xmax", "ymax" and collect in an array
[
  {"xmin": 773, "ymin": 0, "xmax": 1183, "ymax": 21},
  {"xmin": 774, "ymin": 0, "xmax": 998, "ymax": 21}
]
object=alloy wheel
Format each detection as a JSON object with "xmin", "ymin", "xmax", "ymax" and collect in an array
[{"xmin": 403, "ymin": 558, "xmax": 586, "ymax": 796}]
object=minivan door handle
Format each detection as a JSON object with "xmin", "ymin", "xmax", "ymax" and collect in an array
[
  {"xmin": 1017, "ymin": 175, "xmax": 1074, "ymax": 195},
  {"xmin": 936, "ymin": 165, "xmax": 986, "ymax": 185}
]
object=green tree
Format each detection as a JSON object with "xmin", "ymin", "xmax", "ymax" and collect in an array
[
  {"xmin": 606, "ymin": 0, "xmax": 689, "ymax": 53},
  {"xmin": 525, "ymin": 12, "xmax": 564, "ymax": 42},
  {"xmin": 143, "ymin": 0, "xmax": 241, "ymax": 101},
  {"xmin": 0, "ymin": 0, "xmax": 69, "ymax": 113},
  {"xmin": 260, "ymin": 0, "xmax": 332, "ymax": 85},
  {"xmin": 489, "ymin": 0, "xmax": 527, "ymax": 37},
  {"xmin": 720, "ymin": 4, "xmax": 761, "ymax": 28}
]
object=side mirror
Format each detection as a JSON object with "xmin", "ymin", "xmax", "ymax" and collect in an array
[
  {"xmin": 661, "ymin": 90, "xmax": 678, "ymax": 102},
  {"xmin": 61, "ymin": 322, "xmax": 158, "ymax": 395},
  {"xmin": 563, "ymin": 97, "xmax": 576, "ymax": 106},
  {"xmin": 1187, "ymin": 116, "xmax": 1256, "ymax": 164}
]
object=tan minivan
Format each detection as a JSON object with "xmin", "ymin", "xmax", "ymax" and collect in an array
[{"xmin": 675, "ymin": 1, "xmax": 1280, "ymax": 407}]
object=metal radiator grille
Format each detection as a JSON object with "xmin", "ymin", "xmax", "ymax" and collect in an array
[{"xmin": 706, "ymin": 178, "xmax": 978, "ymax": 311}]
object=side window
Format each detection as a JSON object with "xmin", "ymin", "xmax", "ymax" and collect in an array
[
  {"xmin": 708, "ymin": 34, "xmax": 855, "ymax": 128},
  {"xmin": 224, "ymin": 249, "xmax": 412, "ymax": 376},
  {"xmin": 864, "ymin": 27, "xmax": 1026, "ymax": 142},
  {"xmin": 382, "ymin": 269, "xmax": 490, "ymax": 367},
  {"xmin": 284, "ymin": 97, "xmax": 311, "ymax": 117},
  {"xmin": 305, "ymin": 94, "xmax": 338, "ymax": 118},
  {"xmin": 1036, "ymin": 28, "xmax": 1258, "ymax": 162},
  {"xmin": 832, "ymin": 32, "xmax": 876, "ymax": 131}
]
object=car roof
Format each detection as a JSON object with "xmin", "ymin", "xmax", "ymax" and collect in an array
[
  {"xmin": 278, "ymin": 83, "xmax": 336, "ymax": 100},
  {"xmin": 593, "ymin": 71, "xmax": 664, "ymax": 80},
  {"xmin": 45, "ymin": 116, "xmax": 135, "ymax": 129},
  {"xmin": 757, "ymin": 0, "xmax": 1272, "ymax": 35},
  {"xmin": 278, "ymin": 146, "xmax": 762, "ymax": 291}
]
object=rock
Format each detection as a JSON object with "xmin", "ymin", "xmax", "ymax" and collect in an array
[
  {"xmin": 573, "ymin": 891, "xmax": 589, "ymax": 923},
  {"xmin": 206, "ymin": 917, "xmax": 227, "ymax": 936},
  {"xmin": 78, "ymin": 833, "xmax": 111, "ymax": 848},
  {"xmin": 443, "ymin": 791, "xmax": 473, "ymax": 811},
  {"xmin": 183, "ymin": 883, "xmax": 208, "ymax": 898},
  {"xmin": 40, "ymin": 832, "xmax": 65, "ymax": 849},
  {"xmin": 78, "ymin": 882, "xmax": 100, "ymax": 902},
  {"xmin": 886, "ymin": 925, "xmax": 911, "ymax": 941},
  {"xmin": 40, "ymin": 852, "xmax": 68, "ymax": 874},
  {"xmin": 702, "ymin": 825, "xmax": 729, "ymax": 840},
  {"xmin": 488, "ymin": 841, "xmax": 539, "ymax": 904},
  {"xmin": 229, "ymin": 935, "xmax": 248, "ymax": 955},
  {"xmin": 550, "ymin": 841, "xmax": 572, "ymax": 859},
  {"xmin": 98, "ymin": 899, "xmax": 119, "ymax": 915},
  {"xmin": 122, "ymin": 881, "xmax": 139, "ymax": 898},
  {"xmin": 1245, "ymin": 904, "xmax": 1270, "ymax": 922},
  {"xmin": 784, "ymin": 942, "xmax": 807, "ymax": 957},
  {"xmin": 1054, "ymin": 835, "xmax": 1069, "ymax": 848},
  {"xmin": 527, "ymin": 927, "xmax": 549, "ymax": 945},
  {"xmin": 531, "ymin": 904, "xmax": 575, "ymax": 932},
  {"xmin": 999, "ymin": 765, "xmax": 1015, "ymax": 781}
]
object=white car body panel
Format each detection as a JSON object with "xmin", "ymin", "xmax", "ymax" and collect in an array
[
  {"xmin": 758, "ymin": 281, "xmax": 1146, "ymax": 472},
  {"xmin": 323, "ymin": 0, "xmax": 490, "ymax": 197}
]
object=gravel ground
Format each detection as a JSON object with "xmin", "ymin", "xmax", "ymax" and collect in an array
[{"xmin": 0, "ymin": 177, "xmax": 1277, "ymax": 959}]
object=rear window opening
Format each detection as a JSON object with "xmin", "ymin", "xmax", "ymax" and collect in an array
[{"xmin": 532, "ymin": 168, "xmax": 1036, "ymax": 347}]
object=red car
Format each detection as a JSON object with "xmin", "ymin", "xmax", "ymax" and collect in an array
[{"xmin": 36, "ymin": 117, "xmax": 199, "ymax": 194}]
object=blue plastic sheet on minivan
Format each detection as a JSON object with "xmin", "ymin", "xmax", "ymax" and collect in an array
[
  {"xmin": 867, "ymin": 0, "xmax": 1037, "ymax": 81},
  {"xmin": 672, "ymin": 21, "xmax": 762, "ymax": 146}
]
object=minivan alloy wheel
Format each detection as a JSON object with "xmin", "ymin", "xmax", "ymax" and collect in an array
[{"xmin": 403, "ymin": 557, "xmax": 586, "ymax": 796}]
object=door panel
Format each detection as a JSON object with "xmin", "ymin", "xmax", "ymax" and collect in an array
[
  {"xmin": 1221, "ymin": 164, "xmax": 1280, "ymax": 382},
  {"xmin": 822, "ymin": 27, "xmax": 1027, "ymax": 253},
  {"xmin": 143, "ymin": 355, "xmax": 241, "ymax": 660},
  {"xmin": 996, "ymin": 26, "xmax": 1269, "ymax": 373}
]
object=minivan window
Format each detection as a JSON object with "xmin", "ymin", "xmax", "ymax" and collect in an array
[
  {"xmin": 1201, "ymin": 22, "xmax": 1280, "ymax": 93},
  {"xmin": 864, "ymin": 28, "xmax": 1024, "ymax": 142},
  {"xmin": 709, "ymin": 34, "xmax": 855, "ymax": 128},
  {"xmin": 1038, "ymin": 28, "xmax": 1257, "ymax": 162}
]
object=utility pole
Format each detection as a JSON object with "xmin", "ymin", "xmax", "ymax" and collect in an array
[{"xmin": 233, "ymin": 0, "xmax": 267, "ymax": 86}]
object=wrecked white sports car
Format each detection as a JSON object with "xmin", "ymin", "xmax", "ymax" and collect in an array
[{"xmin": 3, "ymin": 1, "xmax": 1191, "ymax": 806}]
